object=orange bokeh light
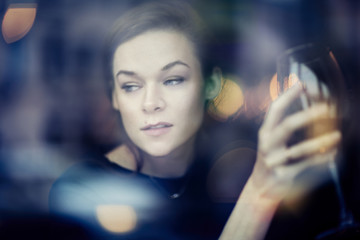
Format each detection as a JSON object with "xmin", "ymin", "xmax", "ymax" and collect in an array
[
  {"xmin": 269, "ymin": 73, "xmax": 300, "ymax": 101},
  {"xmin": 269, "ymin": 73, "xmax": 279, "ymax": 101},
  {"xmin": 288, "ymin": 73, "xmax": 299, "ymax": 88},
  {"xmin": 207, "ymin": 76, "xmax": 244, "ymax": 121},
  {"xmin": 2, "ymin": 4, "xmax": 37, "ymax": 44},
  {"xmin": 96, "ymin": 205, "xmax": 137, "ymax": 234}
]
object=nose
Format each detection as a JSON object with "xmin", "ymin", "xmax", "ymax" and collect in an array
[{"xmin": 142, "ymin": 86, "xmax": 166, "ymax": 113}]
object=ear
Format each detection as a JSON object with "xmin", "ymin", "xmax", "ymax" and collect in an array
[
  {"xmin": 112, "ymin": 91, "xmax": 120, "ymax": 111},
  {"xmin": 205, "ymin": 67, "xmax": 222, "ymax": 100}
]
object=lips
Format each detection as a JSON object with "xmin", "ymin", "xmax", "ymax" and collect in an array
[{"xmin": 140, "ymin": 122, "xmax": 173, "ymax": 137}]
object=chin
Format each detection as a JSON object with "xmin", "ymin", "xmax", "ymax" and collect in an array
[
  {"xmin": 143, "ymin": 148, "xmax": 172, "ymax": 157},
  {"xmin": 140, "ymin": 143, "xmax": 176, "ymax": 157}
]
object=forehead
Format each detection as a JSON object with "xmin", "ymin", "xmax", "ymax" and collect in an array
[{"xmin": 112, "ymin": 30, "xmax": 200, "ymax": 74}]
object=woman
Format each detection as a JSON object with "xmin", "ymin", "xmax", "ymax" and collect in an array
[{"xmin": 49, "ymin": 1, "xmax": 341, "ymax": 239}]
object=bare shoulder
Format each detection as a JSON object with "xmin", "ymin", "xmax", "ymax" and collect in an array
[{"xmin": 105, "ymin": 145, "xmax": 137, "ymax": 171}]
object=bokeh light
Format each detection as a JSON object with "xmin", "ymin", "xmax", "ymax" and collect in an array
[
  {"xmin": 2, "ymin": 4, "xmax": 37, "ymax": 44},
  {"xmin": 96, "ymin": 205, "xmax": 137, "ymax": 234},
  {"xmin": 284, "ymin": 73, "xmax": 299, "ymax": 90},
  {"xmin": 207, "ymin": 76, "xmax": 244, "ymax": 121},
  {"xmin": 269, "ymin": 73, "xmax": 300, "ymax": 101},
  {"xmin": 269, "ymin": 73, "xmax": 279, "ymax": 101},
  {"xmin": 207, "ymin": 146, "xmax": 256, "ymax": 202}
]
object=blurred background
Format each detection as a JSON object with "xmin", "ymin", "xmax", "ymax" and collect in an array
[{"xmin": 0, "ymin": 0, "xmax": 359, "ymax": 238}]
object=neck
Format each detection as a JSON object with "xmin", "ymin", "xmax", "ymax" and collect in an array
[
  {"xmin": 141, "ymin": 136, "xmax": 196, "ymax": 178},
  {"xmin": 106, "ymin": 136, "xmax": 197, "ymax": 179}
]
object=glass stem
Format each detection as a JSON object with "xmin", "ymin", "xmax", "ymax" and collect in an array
[{"xmin": 328, "ymin": 160, "xmax": 353, "ymax": 226}]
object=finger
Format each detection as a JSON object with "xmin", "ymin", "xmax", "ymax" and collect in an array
[
  {"xmin": 263, "ymin": 148, "xmax": 287, "ymax": 168},
  {"xmin": 270, "ymin": 103, "xmax": 337, "ymax": 146},
  {"xmin": 287, "ymin": 130, "xmax": 341, "ymax": 161},
  {"xmin": 266, "ymin": 130, "xmax": 341, "ymax": 167},
  {"xmin": 274, "ymin": 149, "xmax": 337, "ymax": 180},
  {"xmin": 263, "ymin": 82, "xmax": 304, "ymax": 130}
]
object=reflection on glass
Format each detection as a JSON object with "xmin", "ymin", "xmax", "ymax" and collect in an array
[{"xmin": 207, "ymin": 146, "xmax": 255, "ymax": 202}]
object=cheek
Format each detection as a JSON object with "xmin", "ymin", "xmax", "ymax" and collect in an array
[
  {"xmin": 115, "ymin": 97, "xmax": 140, "ymax": 131},
  {"xmin": 188, "ymin": 81, "xmax": 205, "ymax": 110},
  {"xmin": 176, "ymin": 82, "xmax": 205, "ymax": 122}
]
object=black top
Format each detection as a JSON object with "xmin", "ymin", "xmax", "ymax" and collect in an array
[
  {"xmin": 49, "ymin": 154, "xmax": 236, "ymax": 240},
  {"xmin": 49, "ymin": 146, "xmax": 344, "ymax": 239}
]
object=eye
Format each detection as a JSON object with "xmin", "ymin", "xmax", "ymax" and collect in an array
[
  {"xmin": 163, "ymin": 77, "xmax": 185, "ymax": 86},
  {"xmin": 121, "ymin": 83, "xmax": 141, "ymax": 93}
]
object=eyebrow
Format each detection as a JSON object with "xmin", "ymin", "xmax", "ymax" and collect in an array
[
  {"xmin": 161, "ymin": 60, "xmax": 190, "ymax": 71},
  {"xmin": 115, "ymin": 60, "xmax": 190, "ymax": 78},
  {"xmin": 116, "ymin": 70, "xmax": 136, "ymax": 78}
]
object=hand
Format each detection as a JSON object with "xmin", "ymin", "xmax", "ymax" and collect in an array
[{"xmin": 251, "ymin": 82, "xmax": 341, "ymax": 201}]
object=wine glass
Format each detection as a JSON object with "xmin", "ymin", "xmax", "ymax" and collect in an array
[{"xmin": 276, "ymin": 43, "xmax": 360, "ymax": 239}]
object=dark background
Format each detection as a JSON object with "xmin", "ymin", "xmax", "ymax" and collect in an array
[{"xmin": 0, "ymin": 0, "xmax": 359, "ymax": 238}]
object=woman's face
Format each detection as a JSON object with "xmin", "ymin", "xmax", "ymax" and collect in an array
[{"xmin": 112, "ymin": 30, "xmax": 205, "ymax": 157}]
